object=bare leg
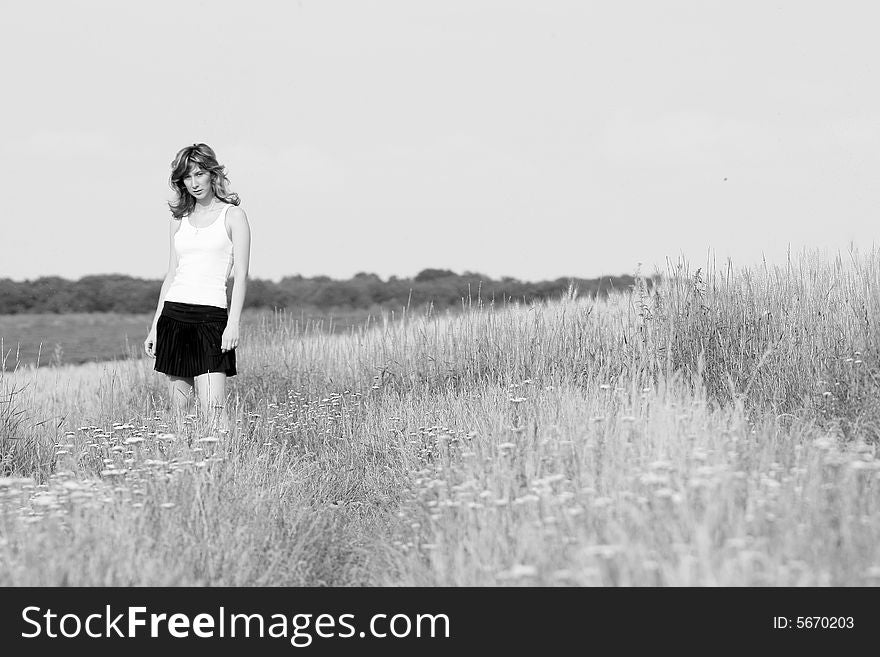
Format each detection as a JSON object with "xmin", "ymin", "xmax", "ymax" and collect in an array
[
  {"xmin": 194, "ymin": 371, "xmax": 229, "ymax": 433},
  {"xmin": 167, "ymin": 375, "xmax": 195, "ymax": 429}
]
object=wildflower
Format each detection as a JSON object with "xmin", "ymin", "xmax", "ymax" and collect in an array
[
  {"xmin": 582, "ymin": 544, "xmax": 620, "ymax": 558},
  {"xmin": 639, "ymin": 472, "xmax": 670, "ymax": 486},
  {"xmin": 502, "ymin": 564, "xmax": 537, "ymax": 579}
]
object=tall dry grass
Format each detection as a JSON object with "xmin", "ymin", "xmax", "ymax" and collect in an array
[{"xmin": 1, "ymin": 250, "xmax": 879, "ymax": 585}]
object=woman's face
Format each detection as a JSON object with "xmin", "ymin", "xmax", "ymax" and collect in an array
[{"xmin": 182, "ymin": 164, "xmax": 212, "ymax": 200}]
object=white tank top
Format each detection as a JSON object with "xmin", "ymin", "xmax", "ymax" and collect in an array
[{"xmin": 165, "ymin": 203, "xmax": 234, "ymax": 308}]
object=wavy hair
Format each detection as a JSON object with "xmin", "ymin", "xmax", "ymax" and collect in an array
[{"xmin": 167, "ymin": 143, "xmax": 241, "ymax": 219}]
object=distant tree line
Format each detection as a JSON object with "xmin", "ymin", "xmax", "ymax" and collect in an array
[{"xmin": 0, "ymin": 269, "xmax": 643, "ymax": 315}]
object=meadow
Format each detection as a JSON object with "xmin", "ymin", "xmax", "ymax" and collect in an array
[
  {"xmin": 1, "ymin": 252, "xmax": 879, "ymax": 586},
  {"xmin": 0, "ymin": 308, "xmax": 375, "ymax": 368}
]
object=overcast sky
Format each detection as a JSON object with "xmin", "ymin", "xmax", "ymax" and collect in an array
[{"xmin": 2, "ymin": 1, "xmax": 878, "ymax": 283}]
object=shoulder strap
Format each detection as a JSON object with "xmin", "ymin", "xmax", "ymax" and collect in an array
[{"xmin": 219, "ymin": 203, "xmax": 233, "ymax": 234}]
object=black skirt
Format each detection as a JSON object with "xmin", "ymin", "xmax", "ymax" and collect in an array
[{"xmin": 154, "ymin": 301, "xmax": 237, "ymax": 378}]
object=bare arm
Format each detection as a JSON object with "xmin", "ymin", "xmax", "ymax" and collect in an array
[
  {"xmin": 149, "ymin": 218, "xmax": 181, "ymax": 331},
  {"xmin": 226, "ymin": 206, "xmax": 251, "ymax": 326}
]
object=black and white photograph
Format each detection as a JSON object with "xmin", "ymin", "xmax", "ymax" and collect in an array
[{"xmin": 0, "ymin": 0, "xmax": 876, "ymax": 648}]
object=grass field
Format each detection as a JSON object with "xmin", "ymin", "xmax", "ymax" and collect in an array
[
  {"xmin": 1, "ymin": 253, "xmax": 879, "ymax": 586},
  {"xmin": 0, "ymin": 307, "xmax": 377, "ymax": 369}
]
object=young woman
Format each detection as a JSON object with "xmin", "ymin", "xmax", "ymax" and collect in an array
[{"xmin": 143, "ymin": 143, "xmax": 251, "ymax": 433}]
